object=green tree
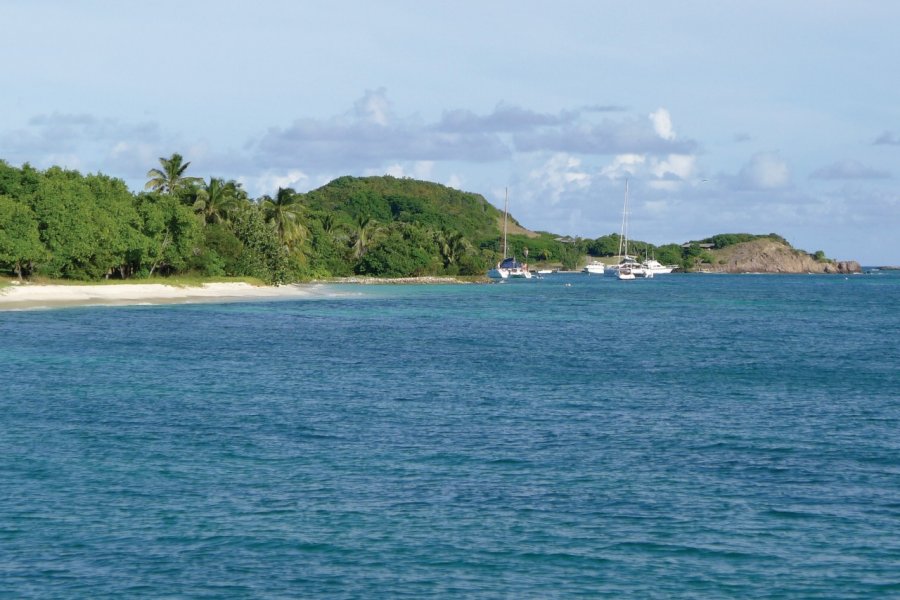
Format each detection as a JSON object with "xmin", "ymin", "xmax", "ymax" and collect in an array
[
  {"xmin": 231, "ymin": 207, "xmax": 290, "ymax": 284},
  {"xmin": 319, "ymin": 213, "xmax": 343, "ymax": 238},
  {"xmin": 85, "ymin": 173, "xmax": 147, "ymax": 279},
  {"xmin": 193, "ymin": 222, "xmax": 244, "ymax": 277},
  {"xmin": 0, "ymin": 160, "xmax": 40, "ymax": 199},
  {"xmin": 194, "ymin": 178, "xmax": 243, "ymax": 224},
  {"xmin": 26, "ymin": 167, "xmax": 137, "ymax": 279},
  {"xmin": 304, "ymin": 212, "xmax": 350, "ymax": 277},
  {"xmin": 586, "ymin": 234, "xmax": 622, "ymax": 257},
  {"xmin": 0, "ymin": 195, "xmax": 46, "ymax": 279},
  {"xmin": 144, "ymin": 153, "xmax": 203, "ymax": 195},
  {"xmin": 356, "ymin": 223, "xmax": 435, "ymax": 277},
  {"xmin": 654, "ymin": 244, "xmax": 684, "ymax": 268},
  {"xmin": 261, "ymin": 187, "xmax": 307, "ymax": 249},
  {"xmin": 350, "ymin": 215, "xmax": 382, "ymax": 260},
  {"xmin": 135, "ymin": 193, "xmax": 202, "ymax": 277},
  {"xmin": 559, "ymin": 243, "xmax": 581, "ymax": 270},
  {"xmin": 436, "ymin": 229, "xmax": 471, "ymax": 270}
]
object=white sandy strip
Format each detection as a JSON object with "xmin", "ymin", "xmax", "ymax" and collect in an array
[{"xmin": 0, "ymin": 282, "xmax": 324, "ymax": 310}]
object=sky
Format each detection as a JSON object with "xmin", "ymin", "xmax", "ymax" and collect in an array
[{"xmin": 2, "ymin": 0, "xmax": 899, "ymax": 264}]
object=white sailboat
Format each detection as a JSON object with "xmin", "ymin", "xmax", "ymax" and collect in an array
[
  {"xmin": 605, "ymin": 180, "xmax": 643, "ymax": 280},
  {"xmin": 487, "ymin": 189, "xmax": 532, "ymax": 279}
]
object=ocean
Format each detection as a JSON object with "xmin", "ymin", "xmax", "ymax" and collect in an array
[{"xmin": 2, "ymin": 272, "xmax": 899, "ymax": 598}]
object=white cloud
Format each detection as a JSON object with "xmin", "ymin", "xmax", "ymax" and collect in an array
[
  {"xmin": 736, "ymin": 152, "xmax": 791, "ymax": 190},
  {"xmin": 513, "ymin": 114, "xmax": 696, "ymax": 155},
  {"xmin": 647, "ymin": 154, "xmax": 697, "ymax": 190},
  {"xmin": 650, "ymin": 154, "xmax": 695, "ymax": 179},
  {"xmin": 437, "ymin": 103, "xmax": 570, "ymax": 132},
  {"xmin": 378, "ymin": 161, "xmax": 435, "ymax": 180},
  {"xmin": 354, "ymin": 88, "xmax": 392, "ymax": 126},
  {"xmin": 254, "ymin": 91, "xmax": 511, "ymax": 169},
  {"xmin": 446, "ymin": 173, "xmax": 464, "ymax": 190},
  {"xmin": 649, "ymin": 108, "xmax": 675, "ymax": 141},
  {"xmin": 526, "ymin": 153, "xmax": 591, "ymax": 206},
  {"xmin": 240, "ymin": 169, "xmax": 310, "ymax": 196},
  {"xmin": 600, "ymin": 154, "xmax": 646, "ymax": 179}
]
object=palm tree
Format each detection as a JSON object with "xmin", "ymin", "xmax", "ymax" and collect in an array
[
  {"xmin": 193, "ymin": 178, "xmax": 243, "ymax": 224},
  {"xmin": 317, "ymin": 213, "xmax": 348, "ymax": 243},
  {"xmin": 261, "ymin": 187, "xmax": 307, "ymax": 249},
  {"xmin": 350, "ymin": 215, "xmax": 381, "ymax": 259},
  {"xmin": 436, "ymin": 229, "xmax": 470, "ymax": 267},
  {"xmin": 320, "ymin": 213, "xmax": 337, "ymax": 235},
  {"xmin": 145, "ymin": 153, "xmax": 204, "ymax": 195}
]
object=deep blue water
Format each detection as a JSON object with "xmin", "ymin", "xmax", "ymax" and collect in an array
[{"xmin": 2, "ymin": 272, "xmax": 900, "ymax": 598}]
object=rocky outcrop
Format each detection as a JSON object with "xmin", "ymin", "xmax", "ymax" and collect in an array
[
  {"xmin": 822, "ymin": 260, "xmax": 862, "ymax": 274},
  {"xmin": 701, "ymin": 239, "xmax": 861, "ymax": 274}
]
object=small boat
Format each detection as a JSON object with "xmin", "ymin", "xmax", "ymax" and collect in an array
[
  {"xmin": 582, "ymin": 261, "xmax": 605, "ymax": 275},
  {"xmin": 642, "ymin": 258, "xmax": 677, "ymax": 275},
  {"xmin": 617, "ymin": 265, "xmax": 636, "ymax": 280},
  {"xmin": 487, "ymin": 188, "xmax": 532, "ymax": 280}
]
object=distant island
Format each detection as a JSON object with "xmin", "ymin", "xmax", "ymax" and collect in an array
[
  {"xmin": 682, "ymin": 236, "xmax": 860, "ymax": 274},
  {"xmin": 0, "ymin": 156, "xmax": 860, "ymax": 283}
]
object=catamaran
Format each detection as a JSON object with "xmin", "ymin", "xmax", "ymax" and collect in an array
[
  {"xmin": 487, "ymin": 189, "xmax": 532, "ymax": 279},
  {"xmin": 604, "ymin": 180, "xmax": 647, "ymax": 280}
]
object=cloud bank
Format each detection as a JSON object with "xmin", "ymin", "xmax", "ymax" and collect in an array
[{"xmin": 810, "ymin": 160, "xmax": 891, "ymax": 180}]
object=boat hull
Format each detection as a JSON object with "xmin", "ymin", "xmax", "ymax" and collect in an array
[
  {"xmin": 489, "ymin": 257, "xmax": 533, "ymax": 280},
  {"xmin": 488, "ymin": 267, "xmax": 532, "ymax": 279}
]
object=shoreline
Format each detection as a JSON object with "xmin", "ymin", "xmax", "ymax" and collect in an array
[
  {"xmin": 0, "ymin": 277, "xmax": 475, "ymax": 311},
  {"xmin": 0, "ymin": 281, "xmax": 323, "ymax": 311}
]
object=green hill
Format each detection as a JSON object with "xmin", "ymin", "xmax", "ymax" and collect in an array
[
  {"xmin": 300, "ymin": 175, "xmax": 509, "ymax": 246},
  {"xmin": 296, "ymin": 176, "xmax": 581, "ymax": 277}
]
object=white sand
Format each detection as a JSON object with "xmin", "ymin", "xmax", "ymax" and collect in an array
[{"xmin": 0, "ymin": 281, "xmax": 322, "ymax": 310}]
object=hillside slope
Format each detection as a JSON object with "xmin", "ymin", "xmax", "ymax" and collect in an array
[
  {"xmin": 703, "ymin": 239, "xmax": 860, "ymax": 274},
  {"xmin": 300, "ymin": 175, "xmax": 535, "ymax": 244}
]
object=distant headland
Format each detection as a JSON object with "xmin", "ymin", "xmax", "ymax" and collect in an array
[{"xmin": 675, "ymin": 236, "xmax": 861, "ymax": 274}]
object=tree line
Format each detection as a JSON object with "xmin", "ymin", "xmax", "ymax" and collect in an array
[
  {"xmin": 2, "ymin": 154, "xmax": 804, "ymax": 281},
  {"xmin": 0, "ymin": 155, "xmax": 516, "ymax": 282}
]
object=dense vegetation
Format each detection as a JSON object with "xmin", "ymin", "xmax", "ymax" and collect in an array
[
  {"xmin": 0, "ymin": 157, "xmax": 290, "ymax": 283},
  {"xmin": 1, "ymin": 155, "xmax": 829, "ymax": 281},
  {"xmin": 0, "ymin": 156, "xmax": 592, "ymax": 282}
]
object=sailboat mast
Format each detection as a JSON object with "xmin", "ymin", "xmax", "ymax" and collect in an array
[
  {"xmin": 503, "ymin": 187, "xmax": 509, "ymax": 257},
  {"xmin": 623, "ymin": 179, "xmax": 629, "ymax": 259},
  {"xmin": 617, "ymin": 179, "xmax": 628, "ymax": 258}
]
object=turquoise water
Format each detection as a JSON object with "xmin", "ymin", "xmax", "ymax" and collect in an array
[{"xmin": 2, "ymin": 273, "xmax": 899, "ymax": 598}]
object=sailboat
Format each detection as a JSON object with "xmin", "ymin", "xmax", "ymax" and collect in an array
[
  {"xmin": 604, "ymin": 180, "xmax": 647, "ymax": 280},
  {"xmin": 487, "ymin": 189, "xmax": 532, "ymax": 279}
]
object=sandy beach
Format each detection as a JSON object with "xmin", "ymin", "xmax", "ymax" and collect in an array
[{"xmin": 0, "ymin": 281, "xmax": 322, "ymax": 310}]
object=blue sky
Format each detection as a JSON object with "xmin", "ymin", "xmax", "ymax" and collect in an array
[{"xmin": 2, "ymin": 0, "xmax": 898, "ymax": 264}]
